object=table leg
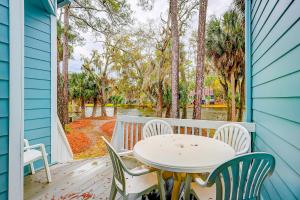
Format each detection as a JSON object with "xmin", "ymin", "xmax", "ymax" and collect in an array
[
  {"xmin": 171, "ymin": 173, "xmax": 186, "ymax": 200},
  {"xmin": 157, "ymin": 170, "xmax": 166, "ymax": 200},
  {"xmin": 184, "ymin": 174, "xmax": 192, "ymax": 200}
]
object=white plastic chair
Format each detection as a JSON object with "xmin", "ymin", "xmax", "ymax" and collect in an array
[
  {"xmin": 102, "ymin": 137, "xmax": 159, "ymax": 200},
  {"xmin": 142, "ymin": 119, "xmax": 174, "ymax": 139},
  {"xmin": 213, "ymin": 123, "xmax": 251, "ymax": 155},
  {"xmin": 24, "ymin": 139, "xmax": 51, "ymax": 182}
]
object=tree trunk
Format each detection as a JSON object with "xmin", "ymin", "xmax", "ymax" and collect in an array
[
  {"xmin": 179, "ymin": 55, "xmax": 188, "ymax": 120},
  {"xmin": 80, "ymin": 97, "xmax": 85, "ymax": 118},
  {"xmin": 99, "ymin": 87, "xmax": 107, "ymax": 117},
  {"xmin": 57, "ymin": 61, "xmax": 64, "ymax": 124},
  {"xmin": 92, "ymin": 97, "xmax": 98, "ymax": 117},
  {"xmin": 165, "ymin": 103, "xmax": 171, "ymax": 118},
  {"xmin": 219, "ymin": 77, "xmax": 231, "ymax": 121},
  {"xmin": 72, "ymin": 99, "xmax": 76, "ymax": 113},
  {"xmin": 170, "ymin": 0, "xmax": 180, "ymax": 118},
  {"xmin": 182, "ymin": 106, "xmax": 187, "ymax": 119},
  {"xmin": 101, "ymin": 104, "xmax": 107, "ymax": 116},
  {"xmin": 62, "ymin": 5, "xmax": 70, "ymax": 125},
  {"xmin": 230, "ymin": 71, "xmax": 236, "ymax": 121},
  {"xmin": 113, "ymin": 106, "xmax": 117, "ymax": 116},
  {"xmin": 226, "ymin": 98, "xmax": 231, "ymax": 121},
  {"xmin": 193, "ymin": 0, "xmax": 208, "ymax": 120},
  {"xmin": 238, "ymin": 76, "xmax": 245, "ymax": 121},
  {"xmin": 156, "ymin": 80, "xmax": 163, "ymax": 117},
  {"xmin": 75, "ymin": 99, "xmax": 80, "ymax": 113}
]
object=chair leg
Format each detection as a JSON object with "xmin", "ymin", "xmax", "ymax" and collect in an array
[
  {"xmin": 157, "ymin": 171, "xmax": 166, "ymax": 200},
  {"xmin": 30, "ymin": 162, "xmax": 35, "ymax": 174},
  {"xmin": 109, "ymin": 182, "xmax": 117, "ymax": 200},
  {"xmin": 184, "ymin": 174, "xmax": 192, "ymax": 200},
  {"xmin": 41, "ymin": 146, "xmax": 52, "ymax": 183}
]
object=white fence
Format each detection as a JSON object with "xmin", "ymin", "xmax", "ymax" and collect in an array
[{"xmin": 111, "ymin": 115, "xmax": 256, "ymax": 152}]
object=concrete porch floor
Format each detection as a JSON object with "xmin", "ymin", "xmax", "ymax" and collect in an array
[{"xmin": 24, "ymin": 156, "xmax": 115, "ymax": 200}]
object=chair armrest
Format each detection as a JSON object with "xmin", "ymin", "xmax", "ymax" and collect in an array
[
  {"xmin": 24, "ymin": 139, "xmax": 30, "ymax": 147},
  {"xmin": 194, "ymin": 177, "xmax": 208, "ymax": 187},
  {"xmin": 118, "ymin": 150, "xmax": 134, "ymax": 157},
  {"xmin": 24, "ymin": 143, "xmax": 45, "ymax": 150},
  {"xmin": 125, "ymin": 165, "xmax": 157, "ymax": 176}
]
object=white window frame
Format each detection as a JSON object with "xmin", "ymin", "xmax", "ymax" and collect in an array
[{"xmin": 9, "ymin": 0, "xmax": 24, "ymax": 199}]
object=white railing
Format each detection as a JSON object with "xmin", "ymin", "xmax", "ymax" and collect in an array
[
  {"xmin": 111, "ymin": 115, "xmax": 256, "ymax": 152},
  {"xmin": 52, "ymin": 116, "xmax": 73, "ymax": 162}
]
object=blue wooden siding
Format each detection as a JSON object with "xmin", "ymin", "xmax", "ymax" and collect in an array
[
  {"xmin": 250, "ymin": 0, "xmax": 300, "ymax": 199},
  {"xmin": 24, "ymin": 0, "xmax": 52, "ymax": 172},
  {"xmin": 0, "ymin": 0, "xmax": 9, "ymax": 198}
]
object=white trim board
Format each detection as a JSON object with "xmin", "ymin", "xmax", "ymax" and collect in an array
[
  {"xmin": 50, "ymin": 13, "xmax": 58, "ymax": 162},
  {"xmin": 9, "ymin": 0, "xmax": 24, "ymax": 199}
]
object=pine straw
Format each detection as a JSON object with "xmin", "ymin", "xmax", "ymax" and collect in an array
[
  {"xmin": 100, "ymin": 120, "xmax": 116, "ymax": 137},
  {"xmin": 65, "ymin": 119, "xmax": 92, "ymax": 154},
  {"xmin": 66, "ymin": 118, "xmax": 117, "ymax": 160}
]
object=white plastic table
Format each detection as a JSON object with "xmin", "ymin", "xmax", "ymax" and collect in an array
[{"xmin": 133, "ymin": 134, "xmax": 235, "ymax": 200}]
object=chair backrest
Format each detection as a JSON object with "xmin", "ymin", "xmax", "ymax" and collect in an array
[
  {"xmin": 206, "ymin": 152, "xmax": 275, "ymax": 200},
  {"xmin": 214, "ymin": 123, "xmax": 251, "ymax": 155},
  {"xmin": 24, "ymin": 139, "xmax": 30, "ymax": 151},
  {"xmin": 102, "ymin": 136, "xmax": 127, "ymax": 194},
  {"xmin": 142, "ymin": 119, "xmax": 174, "ymax": 139}
]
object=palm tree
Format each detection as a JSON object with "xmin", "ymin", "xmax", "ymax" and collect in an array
[
  {"xmin": 85, "ymin": 74, "xmax": 99, "ymax": 117},
  {"xmin": 69, "ymin": 73, "xmax": 85, "ymax": 118},
  {"xmin": 109, "ymin": 95, "xmax": 124, "ymax": 116},
  {"xmin": 69, "ymin": 73, "xmax": 78, "ymax": 114},
  {"xmin": 193, "ymin": 0, "xmax": 208, "ymax": 120},
  {"xmin": 69, "ymin": 72, "xmax": 92, "ymax": 119},
  {"xmin": 179, "ymin": 82, "xmax": 189, "ymax": 119},
  {"xmin": 206, "ymin": 10, "xmax": 244, "ymax": 121}
]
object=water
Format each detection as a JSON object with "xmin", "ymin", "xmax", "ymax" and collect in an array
[{"xmin": 71, "ymin": 106, "xmax": 227, "ymax": 121}]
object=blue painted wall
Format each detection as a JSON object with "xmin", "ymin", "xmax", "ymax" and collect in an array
[
  {"xmin": 24, "ymin": 0, "xmax": 52, "ymax": 171},
  {"xmin": 250, "ymin": 0, "xmax": 300, "ymax": 199},
  {"xmin": 0, "ymin": 0, "xmax": 9, "ymax": 198}
]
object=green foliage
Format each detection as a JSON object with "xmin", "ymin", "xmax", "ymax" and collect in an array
[
  {"xmin": 206, "ymin": 9, "xmax": 245, "ymax": 85},
  {"xmin": 205, "ymin": 7, "xmax": 245, "ymax": 120},
  {"xmin": 163, "ymin": 86, "xmax": 172, "ymax": 106},
  {"xmin": 109, "ymin": 95, "xmax": 125, "ymax": 106},
  {"xmin": 69, "ymin": 72, "xmax": 98, "ymax": 101},
  {"xmin": 64, "ymin": 0, "xmax": 246, "ymax": 118},
  {"xmin": 81, "ymin": 49, "xmax": 112, "ymax": 100},
  {"xmin": 179, "ymin": 82, "xmax": 189, "ymax": 108}
]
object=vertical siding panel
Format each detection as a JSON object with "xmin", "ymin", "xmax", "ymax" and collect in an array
[{"xmin": 250, "ymin": 0, "xmax": 300, "ymax": 199}]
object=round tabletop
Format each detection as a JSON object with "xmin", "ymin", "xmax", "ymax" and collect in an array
[{"xmin": 133, "ymin": 134, "xmax": 236, "ymax": 173}]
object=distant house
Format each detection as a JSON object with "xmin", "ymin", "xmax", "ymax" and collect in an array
[
  {"xmin": 0, "ymin": 0, "xmax": 72, "ymax": 199},
  {"xmin": 189, "ymin": 87, "xmax": 214, "ymax": 104}
]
